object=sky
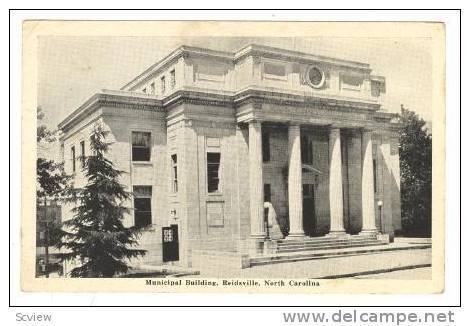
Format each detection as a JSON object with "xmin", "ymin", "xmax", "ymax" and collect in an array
[{"xmin": 38, "ymin": 36, "xmax": 433, "ymax": 135}]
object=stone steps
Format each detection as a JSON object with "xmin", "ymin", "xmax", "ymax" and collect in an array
[
  {"xmin": 250, "ymin": 243, "xmax": 431, "ymax": 267},
  {"xmin": 277, "ymin": 240, "xmax": 385, "ymax": 253}
]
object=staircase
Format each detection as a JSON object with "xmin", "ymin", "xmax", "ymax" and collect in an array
[
  {"xmin": 249, "ymin": 234, "xmax": 396, "ymax": 267},
  {"xmin": 277, "ymin": 234, "xmax": 385, "ymax": 254}
]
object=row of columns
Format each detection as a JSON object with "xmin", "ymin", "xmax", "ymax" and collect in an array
[{"xmin": 248, "ymin": 121, "xmax": 378, "ymax": 242}]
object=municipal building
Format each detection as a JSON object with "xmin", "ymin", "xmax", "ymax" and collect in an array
[{"xmin": 59, "ymin": 44, "xmax": 402, "ymax": 270}]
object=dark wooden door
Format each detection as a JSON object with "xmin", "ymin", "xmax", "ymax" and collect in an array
[{"xmin": 162, "ymin": 224, "xmax": 179, "ymax": 262}]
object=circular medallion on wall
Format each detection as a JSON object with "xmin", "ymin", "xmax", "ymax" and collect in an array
[{"xmin": 306, "ymin": 66, "xmax": 325, "ymax": 89}]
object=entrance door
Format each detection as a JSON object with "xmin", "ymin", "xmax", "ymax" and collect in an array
[
  {"xmin": 302, "ymin": 184, "xmax": 316, "ymax": 236},
  {"xmin": 162, "ymin": 224, "xmax": 179, "ymax": 262}
]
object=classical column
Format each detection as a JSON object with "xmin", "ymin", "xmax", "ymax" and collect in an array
[
  {"xmin": 248, "ymin": 121, "xmax": 266, "ymax": 240},
  {"xmin": 328, "ymin": 127, "xmax": 346, "ymax": 235},
  {"xmin": 360, "ymin": 130, "xmax": 378, "ymax": 235},
  {"xmin": 286, "ymin": 124, "xmax": 305, "ymax": 238}
]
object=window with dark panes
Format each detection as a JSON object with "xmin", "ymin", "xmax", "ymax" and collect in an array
[
  {"xmin": 301, "ymin": 136, "xmax": 313, "ymax": 164},
  {"xmin": 71, "ymin": 146, "xmax": 76, "ymax": 172},
  {"xmin": 373, "ymin": 158, "xmax": 378, "ymax": 193},
  {"xmin": 264, "ymin": 184, "xmax": 271, "ymax": 202},
  {"xmin": 207, "ymin": 152, "xmax": 221, "ymax": 193},
  {"xmin": 171, "ymin": 154, "xmax": 178, "ymax": 193},
  {"xmin": 161, "ymin": 76, "xmax": 166, "ymax": 94},
  {"xmin": 132, "ymin": 131, "xmax": 151, "ymax": 161},
  {"xmin": 133, "ymin": 186, "xmax": 152, "ymax": 228},
  {"xmin": 80, "ymin": 140, "xmax": 85, "ymax": 166},
  {"xmin": 262, "ymin": 131, "xmax": 270, "ymax": 162},
  {"xmin": 170, "ymin": 69, "xmax": 176, "ymax": 89}
]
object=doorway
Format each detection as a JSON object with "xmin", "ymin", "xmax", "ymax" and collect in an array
[{"xmin": 302, "ymin": 184, "xmax": 316, "ymax": 237}]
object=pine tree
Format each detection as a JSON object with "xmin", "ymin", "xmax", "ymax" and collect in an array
[{"xmin": 59, "ymin": 124, "xmax": 146, "ymax": 277}]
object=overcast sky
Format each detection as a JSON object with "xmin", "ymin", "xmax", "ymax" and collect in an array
[{"xmin": 38, "ymin": 36, "xmax": 433, "ymax": 132}]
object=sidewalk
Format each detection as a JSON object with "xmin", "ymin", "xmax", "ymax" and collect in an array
[{"xmin": 197, "ymin": 247, "xmax": 431, "ymax": 278}]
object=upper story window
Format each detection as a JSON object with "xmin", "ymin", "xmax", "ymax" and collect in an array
[
  {"xmin": 132, "ymin": 131, "xmax": 151, "ymax": 162},
  {"xmin": 170, "ymin": 69, "xmax": 176, "ymax": 89},
  {"xmin": 150, "ymin": 82, "xmax": 155, "ymax": 95},
  {"xmin": 71, "ymin": 146, "xmax": 76, "ymax": 173},
  {"xmin": 373, "ymin": 158, "xmax": 378, "ymax": 193},
  {"xmin": 171, "ymin": 154, "xmax": 178, "ymax": 193},
  {"xmin": 301, "ymin": 135, "xmax": 313, "ymax": 165},
  {"xmin": 262, "ymin": 131, "xmax": 270, "ymax": 162},
  {"xmin": 160, "ymin": 76, "xmax": 166, "ymax": 94},
  {"xmin": 207, "ymin": 152, "xmax": 221, "ymax": 193},
  {"xmin": 133, "ymin": 186, "xmax": 152, "ymax": 228},
  {"xmin": 264, "ymin": 184, "xmax": 272, "ymax": 202},
  {"xmin": 263, "ymin": 62, "xmax": 287, "ymax": 80},
  {"xmin": 80, "ymin": 140, "xmax": 85, "ymax": 166}
]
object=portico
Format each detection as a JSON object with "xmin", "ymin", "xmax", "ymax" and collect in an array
[{"xmin": 246, "ymin": 118, "xmax": 380, "ymax": 246}]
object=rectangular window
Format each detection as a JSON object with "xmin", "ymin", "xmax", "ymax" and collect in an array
[
  {"xmin": 171, "ymin": 154, "xmax": 178, "ymax": 193},
  {"xmin": 170, "ymin": 69, "xmax": 176, "ymax": 89},
  {"xmin": 160, "ymin": 76, "xmax": 166, "ymax": 94},
  {"xmin": 207, "ymin": 152, "xmax": 221, "ymax": 193},
  {"xmin": 264, "ymin": 184, "xmax": 271, "ymax": 202},
  {"xmin": 150, "ymin": 82, "xmax": 155, "ymax": 95},
  {"xmin": 301, "ymin": 136, "xmax": 313, "ymax": 164},
  {"xmin": 262, "ymin": 131, "xmax": 270, "ymax": 162},
  {"xmin": 80, "ymin": 140, "xmax": 85, "ymax": 166},
  {"xmin": 132, "ymin": 132, "xmax": 151, "ymax": 162},
  {"xmin": 71, "ymin": 146, "xmax": 76, "ymax": 172},
  {"xmin": 133, "ymin": 186, "xmax": 152, "ymax": 228},
  {"xmin": 373, "ymin": 158, "xmax": 378, "ymax": 193}
]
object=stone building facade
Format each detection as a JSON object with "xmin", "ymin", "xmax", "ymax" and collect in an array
[{"xmin": 59, "ymin": 44, "xmax": 401, "ymax": 269}]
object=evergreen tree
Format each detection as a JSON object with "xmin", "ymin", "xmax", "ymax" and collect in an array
[
  {"xmin": 398, "ymin": 105, "xmax": 432, "ymax": 237},
  {"xmin": 59, "ymin": 124, "xmax": 146, "ymax": 277}
]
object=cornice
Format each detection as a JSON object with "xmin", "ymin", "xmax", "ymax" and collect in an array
[
  {"xmin": 60, "ymin": 87, "xmax": 394, "ymax": 135},
  {"xmin": 58, "ymin": 90, "xmax": 162, "ymax": 133},
  {"xmin": 235, "ymin": 44, "xmax": 372, "ymax": 72},
  {"xmin": 234, "ymin": 86, "xmax": 381, "ymax": 112}
]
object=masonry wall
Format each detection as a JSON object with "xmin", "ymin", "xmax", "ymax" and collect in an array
[
  {"xmin": 101, "ymin": 107, "xmax": 168, "ymax": 265},
  {"xmin": 61, "ymin": 105, "xmax": 169, "ymax": 266},
  {"xmin": 167, "ymin": 103, "xmax": 241, "ymax": 267}
]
